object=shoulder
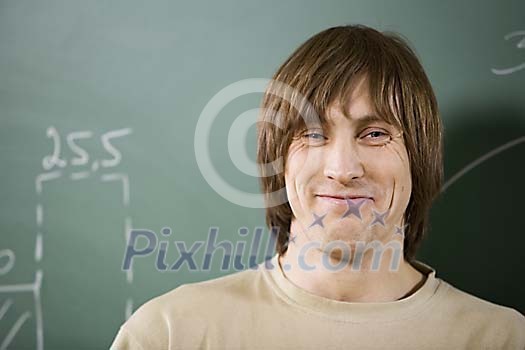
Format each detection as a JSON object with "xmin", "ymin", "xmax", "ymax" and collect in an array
[
  {"xmin": 112, "ymin": 267, "xmax": 265, "ymax": 349},
  {"xmin": 438, "ymin": 279, "xmax": 525, "ymax": 346},
  {"xmin": 136, "ymin": 266, "xmax": 261, "ymax": 320},
  {"xmin": 172, "ymin": 265, "xmax": 266, "ymax": 304},
  {"xmin": 440, "ymin": 279, "xmax": 524, "ymax": 319}
]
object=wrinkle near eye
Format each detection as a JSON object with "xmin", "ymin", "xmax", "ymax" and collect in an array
[
  {"xmin": 382, "ymin": 136, "xmax": 409, "ymax": 166},
  {"xmin": 288, "ymin": 139, "xmax": 305, "ymax": 153}
]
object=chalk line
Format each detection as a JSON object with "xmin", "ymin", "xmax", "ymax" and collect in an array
[
  {"xmin": 0, "ymin": 311, "xmax": 31, "ymax": 350},
  {"xmin": 35, "ymin": 171, "xmax": 61, "ymax": 195},
  {"xmin": 125, "ymin": 298, "xmax": 133, "ymax": 320},
  {"xmin": 34, "ymin": 270, "xmax": 43, "ymax": 350},
  {"xmin": 0, "ymin": 250, "xmax": 15, "ymax": 276},
  {"xmin": 442, "ymin": 136, "xmax": 525, "ymax": 192},
  {"xmin": 70, "ymin": 171, "xmax": 90, "ymax": 181},
  {"xmin": 125, "ymin": 216, "xmax": 134, "ymax": 284},
  {"xmin": 0, "ymin": 299, "xmax": 13, "ymax": 321},
  {"xmin": 35, "ymin": 233, "xmax": 43, "ymax": 263},
  {"xmin": 101, "ymin": 173, "xmax": 130, "ymax": 207}
]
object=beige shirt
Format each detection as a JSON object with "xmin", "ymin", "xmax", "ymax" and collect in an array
[{"xmin": 111, "ymin": 254, "xmax": 525, "ymax": 349}]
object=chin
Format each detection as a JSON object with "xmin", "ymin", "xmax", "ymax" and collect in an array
[{"xmin": 321, "ymin": 224, "xmax": 373, "ymax": 248}]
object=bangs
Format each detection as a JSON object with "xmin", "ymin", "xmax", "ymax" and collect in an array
[{"xmin": 269, "ymin": 28, "xmax": 411, "ymax": 138}]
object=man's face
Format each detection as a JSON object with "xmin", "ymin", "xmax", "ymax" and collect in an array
[{"xmin": 284, "ymin": 76, "xmax": 411, "ymax": 249}]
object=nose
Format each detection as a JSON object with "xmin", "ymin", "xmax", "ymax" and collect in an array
[{"xmin": 323, "ymin": 138, "xmax": 365, "ymax": 184}]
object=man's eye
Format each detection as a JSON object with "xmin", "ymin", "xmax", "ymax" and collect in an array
[
  {"xmin": 304, "ymin": 132, "xmax": 325, "ymax": 140},
  {"xmin": 361, "ymin": 130, "xmax": 392, "ymax": 145},
  {"xmin": 301, "ymin": 132, "xmax": 327, "ymax": 145},
  {"xmin": 367, "ymin": 131, "xmax": 388, "ymax": 138}
]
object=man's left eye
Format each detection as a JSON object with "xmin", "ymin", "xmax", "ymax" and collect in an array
[
  {"xmin": 367, "ymin": 131, "xmax": 388, "ymax": 138},
  {"xmin": 361, "ymin": 130, "xmax": 392, "ymax": 144}
]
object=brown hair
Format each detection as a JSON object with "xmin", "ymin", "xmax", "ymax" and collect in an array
[{"xmin": 256, "ymin": 24, "xmax": 443, "ymax": 261}]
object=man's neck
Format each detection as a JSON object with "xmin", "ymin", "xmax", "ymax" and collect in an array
[{"xmin": 278, "ymin": 239, "xmax": 426, "ymax": 303}]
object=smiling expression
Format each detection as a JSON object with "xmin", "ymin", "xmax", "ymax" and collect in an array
[{"xmin": 284, "ymin": 76, "xmax": 412, "ymax": 247}]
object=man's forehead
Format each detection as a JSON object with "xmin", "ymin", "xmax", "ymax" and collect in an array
[
  {"xmin": 324, "ymin": 77, "xmax": 377, "ymax": 122},
  {"xmin": 323, "ymin": 103, "xmax": 390, "ymax": 126}
]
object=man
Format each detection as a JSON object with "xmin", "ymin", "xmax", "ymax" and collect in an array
[{"xmin": 111, "ymin": 25, "xmax": 525, "ymax": 349}]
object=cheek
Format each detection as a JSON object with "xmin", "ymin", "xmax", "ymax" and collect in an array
[
  {"xmin": 395, "ymin": 162, "xmax": 412, "ymax": 213},
  {"xmin": 284, "ymin": 142, "xmax": 311, "ymax": 182},
  {"xmin": 363, "ymin": 146, "xmax": 411, "ymax": 198},
  {"xmin": 284, "ymin": 147, "xmax": 307, "ymax": 218},
  {"xmin": 387, "ymin": 146, "xmax": 412, "ymax": 209},
  {"xmin": 285, "ymin": 144, "xmax": 320, "ymax": 203},
  {"xmin": 396, "ymin": 147, "xmax": 412, "ymax": 192},
  {"xmin": 284, "ymin": 145, "xmax": 304, "ymax": 197}
]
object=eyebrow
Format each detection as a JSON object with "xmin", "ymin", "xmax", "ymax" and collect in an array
[{"xmin": 352, "ymin": 114, "xmax": 389, "ymax": 127}]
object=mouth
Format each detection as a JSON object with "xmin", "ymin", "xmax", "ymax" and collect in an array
[{"xmin": 315, "ymin": 194, "xmax": 373, "ymax": 206}]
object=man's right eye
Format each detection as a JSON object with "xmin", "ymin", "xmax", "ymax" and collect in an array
[
  {"xmin": 302, "ymin": 132, "xmax": 327, "ymax": 145},
  {"xmin": 303, "ymin": 132, "xmax": 325, "ymax": 140}
]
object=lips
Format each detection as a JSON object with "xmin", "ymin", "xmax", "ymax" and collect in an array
[
  {"xmin": 316, "ymin": 194, "xmax": 373, "ymax": 201},
  {"xmin": 315, "ymin": 194, "xmax": 373, "ymax": 206}
]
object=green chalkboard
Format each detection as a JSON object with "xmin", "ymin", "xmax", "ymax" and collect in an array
[{"xmin": 1, "ymin": 0, "xmax": 524, "ymax": 349}]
